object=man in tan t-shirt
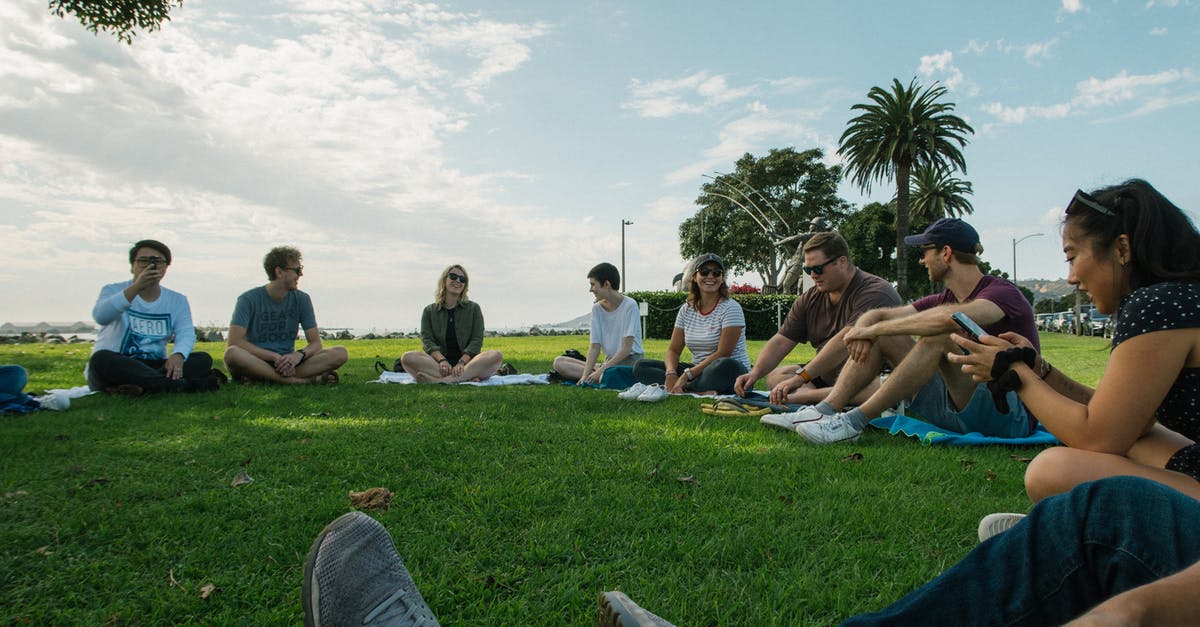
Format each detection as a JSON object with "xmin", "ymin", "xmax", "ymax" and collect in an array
[{"xmin": 734, "ymin": 232, "xmax": 901, "ymax": 404}]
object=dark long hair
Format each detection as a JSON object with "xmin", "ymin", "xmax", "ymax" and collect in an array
[{"xmin": 1065, "ymin": 179, "xmax": 1200, "ymax": 290}]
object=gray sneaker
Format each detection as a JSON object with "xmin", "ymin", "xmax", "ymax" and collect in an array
[
  {"xmin": 598, "ymin": 591, "xmax": 675, "ymax": 627},
  {"xmin": 303, "ymin": 511, "xmax": 440, "ymax": 627}
]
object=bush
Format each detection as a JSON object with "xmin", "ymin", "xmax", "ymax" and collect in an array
[{"xmin": 627, "ymin": 291, "xmax": 797, "ymax": 340}]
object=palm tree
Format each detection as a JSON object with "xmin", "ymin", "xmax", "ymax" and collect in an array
[
  {"xmin": 838, "ymin": 78, "xmax": 974, "ymax": 297},
  {"xmin": 906, "ymin": 165, "xmax": 974, "ymax": 223}
]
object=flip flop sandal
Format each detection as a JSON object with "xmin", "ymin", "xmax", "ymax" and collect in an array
[{"xmin": 701, "ymin": 399, "xmax": 772, "ymax": 416}]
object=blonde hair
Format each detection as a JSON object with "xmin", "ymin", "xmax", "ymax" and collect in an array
[{"xmin": 435, "ymin": 264, "xmax": 470, "ymax": 306}]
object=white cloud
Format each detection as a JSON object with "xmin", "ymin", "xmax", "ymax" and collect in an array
[
  {"xmin": 982, "ymin": 68, "xmax": 1196, "ymax": 125},
  {"xmin": 1072, "ymin": 69, "xmax": 1185, "ymax": 108},
  {"xmin": 646, "ymin": 196, "xmax": 695, "ymax": 221},
  {"xmin": 997, "ymin": 37, "xmax": 1059, "ymax": 65},
  {"xmin": 962, "ymin": 39, "xmax": 989, "ymax": 55},
  {"xmin": 1150, "ymin": 26, "xmax": 1169, "ymax": 35},
  {"xmin": 981, "ymin": 102, "xmax": 1072, "ymax": 124},
  {"xmin": 1061, "ymin": 0, "xmax": 1085, "ymax": 13},
  {"xmin": 1146, "ymin": 0, "xmax": 1181, "ymax": 7},
  {"xmin": 918, "ymin": 50, "xmax": 965, "ymax": 90},
  {"xmin": 622, "ymin": 70, "xmax": 755, "ymax": 118},
  {"xmin": 664, "ymin": 110, "xmax": 825, "ymax": 185}
]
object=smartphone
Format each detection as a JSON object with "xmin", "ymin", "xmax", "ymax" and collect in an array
[{"xmin": 951, "ymin": 312, "xmax": 989, "ymax": 354}]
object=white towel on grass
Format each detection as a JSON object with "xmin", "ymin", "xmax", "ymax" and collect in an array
[{"xmin": 372, "ymin": 372, "xmax": 549, "ymax": 386}]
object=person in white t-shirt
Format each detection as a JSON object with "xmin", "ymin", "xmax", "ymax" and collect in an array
[
  {"xmin": 633, "ymin": 253, "xmax": 750, "ymax": 395},
  {"xmin": 552, "ymin": 262, "xmax": 644, "ymax": 384},
  {"xmin": 87, "ymin": 240, "xmax": 219, "ymax": 394}
]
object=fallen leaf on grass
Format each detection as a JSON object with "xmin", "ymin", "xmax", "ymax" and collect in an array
[
  {"xmin": 841, "ymin": 452, "xmax": 864, "ymax": 462},
  {"xmin": 3, "ymin": 490, "xmax": 28, "ymax": 500},
  {"xmin": 676, "ymin": 475, "xmax": 700, "ymax": 486},
  {"xmin": 349, "ymin": 487, "xmax": 393, "ymax": 511},
  {"xmin": 986, "ymin": 469, "xmax": 997, "ymax": 482},
  {"xmin": 958, "ymin": 458, "xmax": 976, "ymax": 471},
  {"xmin": 210, "ymin": 415, "xmax": 221, "ymax": 421},
  {"xmin": 35, "ymin": 546, "xmax": 51, "ymax": 555},
  {"xmin": 646, "ymin": 465, "xmax": 659, "ymax": 481},
  {"xmin": 308, "ymin": 411, "xmax": 331, "ymax": 417},
  {"xmin": 230, "ymin": 472, "xmax": 254, "ymax": 488},
  {"xmin": 83, "ymin": 478, "xmax": 110, "ymax": 488},
  {"xmin": 199, "ymin": 583, "xmax": 218, "ymax": 600},
  {"xmin": 1009, "ymin": 455, "xmax": 1033, "ymax": 463},
  {"xmin": 169, "ymin": 569, "xmax": 182, "ymax": 589}
]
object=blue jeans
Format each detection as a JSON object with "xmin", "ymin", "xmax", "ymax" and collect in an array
[
  {"xmin": 907, "ymin": 373, "xmax": 1032, "ymax": 438},
  {"xmin": 842, "ymin": 476, "xmax": 1200, "ymax": 625},
  {"xmin": 632, "ymin": 357, "xmax": 748, "ymax": 395}
]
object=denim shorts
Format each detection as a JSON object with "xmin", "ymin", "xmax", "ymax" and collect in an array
[{"xmin": 907, "ymin": 373, "xmax": 1033, "ymax": 438}]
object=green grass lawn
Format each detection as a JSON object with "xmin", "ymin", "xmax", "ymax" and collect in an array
[{"xmin": 0, "ymin": 333, "xmax": 1112, "ymax": 625}]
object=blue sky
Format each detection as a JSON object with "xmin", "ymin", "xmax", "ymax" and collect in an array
[{"xmin": 1, "ymin": 0, "xmax": 1197, "ymax": 330}]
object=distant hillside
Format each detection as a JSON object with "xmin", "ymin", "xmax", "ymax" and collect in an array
[{"xmin": 1017, "ymin": 278, "xmax": 1074, "ymax": 302}]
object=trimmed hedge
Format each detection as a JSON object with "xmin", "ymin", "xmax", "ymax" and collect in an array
[{"xmin": 627, "ymin": 291, "xmax": 798, "ymax": 340}]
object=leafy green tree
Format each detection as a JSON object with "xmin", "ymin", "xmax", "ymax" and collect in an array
[
  {"xmin": 49, "ymin": 0, "xmax": 181, "ymax": 44},
  {"xmin": 906, "ymin": 165, "xmax": 974, "ymax": 222},
  {"xmin": 679, "ymin": 148, "xmax": 851, "ymax": 288},
  {"xmin": 838, "ymin": 78, "xmax": 974, "ymax": 298},
  {"xmin": 839, "ymin": 202, "xmax": 932, "ymax": 298}
]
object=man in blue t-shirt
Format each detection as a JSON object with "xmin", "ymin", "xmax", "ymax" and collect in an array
[
  {"xmin": 763, "ymin": 218, "xmax": 1040, "ymax": 444},
  {"xmin": 223, "ymin": 246, "xmax": 347, "ymax": 384}
]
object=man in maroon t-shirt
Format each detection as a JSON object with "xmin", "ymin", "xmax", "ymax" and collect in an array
[{"xmin": 761, "ymin": 218, "xmax": 1039, "ymax": 444}]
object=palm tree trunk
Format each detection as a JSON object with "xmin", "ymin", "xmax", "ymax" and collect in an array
[{"xmin": 895, "ymin": 160, "xmax": 912, "ymax": 298}]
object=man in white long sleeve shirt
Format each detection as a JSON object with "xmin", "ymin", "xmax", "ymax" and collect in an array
[{"xmin": 87, "ymin": 240, "xmax": 218, "ymax": 394}]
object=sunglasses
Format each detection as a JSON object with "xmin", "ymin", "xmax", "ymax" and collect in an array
[
  {"xmin": 802, "ymin": 257, "xmax": 839, "ymax": 276},
  {"xmin": 696, "ymin": 267, "xmax": 723, "ymax": 277},
  {"xmin": 134, "ymin": 256, "xmax": 167, "ymax": 266},
  {"xmin": 1067, "ymin": 189, "xmax": 1116, "ymax": 217},
  {"xmin": 448, "ymin": 272, "xmax": 468, "ymax": 283}
]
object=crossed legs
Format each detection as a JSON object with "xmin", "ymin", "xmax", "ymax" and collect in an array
[{"xmin": 223, "ymin": 345, "xmax": 347, "ymax": 384}]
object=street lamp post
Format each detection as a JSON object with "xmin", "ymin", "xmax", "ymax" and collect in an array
[
  {"xmin": 621, "ymin": 219, "xmax": 633, "ymax": 291},
  {"xmin": 1012, "ymin": 232, "xmax": 1044, "ymax": 285}
]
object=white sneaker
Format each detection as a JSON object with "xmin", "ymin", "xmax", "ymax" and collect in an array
[
  {"xmin": 977, "ymin": 513, "xmax": 1026, "ymax": 542},
  {"xmin": 618, "ymin": 383, "xmax": 648, "ymax": 400},
  {"xmin": 759, "ymin": 406, "xmax": 825, "ymax": 432},
  {"xmin": 795, "ymin": 412, "xmax": 862, "ymax": 444},
  {"xmin": 636, "ymin": 384, "xmax": 669, "ymax": 402}
]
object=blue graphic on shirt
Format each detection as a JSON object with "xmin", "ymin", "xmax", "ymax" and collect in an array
[{"xmin": 120, "ymin": 311, "xmax": 172, "ymax": 360}]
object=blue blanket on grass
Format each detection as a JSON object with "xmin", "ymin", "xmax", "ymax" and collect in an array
[
  {"xmin": 870, "ymin": 414, "xmax": 1060, "ymax": 447},
  {"xmin": 560, "ymin": 365, "xmax": 639, "ymax": 391}
]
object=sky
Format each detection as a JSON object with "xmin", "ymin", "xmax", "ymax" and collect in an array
[{"xmin": 1, "ymin": 0, "xmax": 1198, "ymax": 331}]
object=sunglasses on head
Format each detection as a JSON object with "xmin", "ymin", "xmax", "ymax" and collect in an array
[
  {"xmin": 802, "ymin": 257, "xmax": 839, "ymax": 276},
  {"xmin": 696, "ymin": 267, "xmax": 723, "ymax": 277},
  {"xmin": 448, "ymin": 272, "xmax": 468, "ymax": 283},
  {"xmin": 1066, "ymin": 189, "xmax": 1117, "ymax": 217}
]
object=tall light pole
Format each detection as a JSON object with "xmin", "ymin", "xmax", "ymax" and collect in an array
[
  {"xmin": 621, "ymin": 219, "xmax": 633, "ymax": 291},
  {"xmin": 1012, "ymin": 232, "xmax": 1044, "ymax": 285}
]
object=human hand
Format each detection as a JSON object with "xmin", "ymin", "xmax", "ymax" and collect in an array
[
  {"xmin": 452, "ymin": 363, "xmax": 466, "ymax": 377},
  {"xmin": 273, "ymin": 353, "xmax": 297, "ymax": 376},
  {"xmin": 666, "ymin": 377, "xmax": 686, "ymax": 394},
  {"xmin": 946, "ymin": 333, "xmax": 1020, "ymax": 382},
  {"xmin": 734, "ymin": 372, "xmax": 756, "ymax": 397},
  {"xmin": 585, "ymin": 368, "xmax": 605, "ymax": 384},
  {"xmin": 438, "ymin": 361, "xmax": 451, "ymax": 377},
  {"xmin": 164, "ymin": 353, "xmax": 184, "ymax": 380},
  {"xmin": 131, "ymin": 264, "xmax": 164, "ymax": 292},
  {"xmin": 770, "ymin": 378, "xmax": 799, "ymax": 405}
]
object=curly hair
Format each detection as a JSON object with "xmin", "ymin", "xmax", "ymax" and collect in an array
[{"xmin": 263, "ymin": 246, "xmax": 302, "ymax": 280}]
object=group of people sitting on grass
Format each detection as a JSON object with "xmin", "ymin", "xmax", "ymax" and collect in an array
[{"xmin": 78, "ymin": 178, "xmax": 1200, "ymax": 624}]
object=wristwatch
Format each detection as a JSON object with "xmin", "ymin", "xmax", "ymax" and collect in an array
[{"xmin": 683, "ymin": 368, "xmax": 696, "ymax": 382}]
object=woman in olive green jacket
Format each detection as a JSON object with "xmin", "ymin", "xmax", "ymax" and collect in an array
[{"xmin": 400, "ymin": 264, "xmax": 503, "ymax": 382}]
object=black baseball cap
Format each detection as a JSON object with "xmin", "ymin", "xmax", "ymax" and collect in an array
[{"xmin": 692, "ymin": 253, "xmax": 725, "ymax": 269}]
